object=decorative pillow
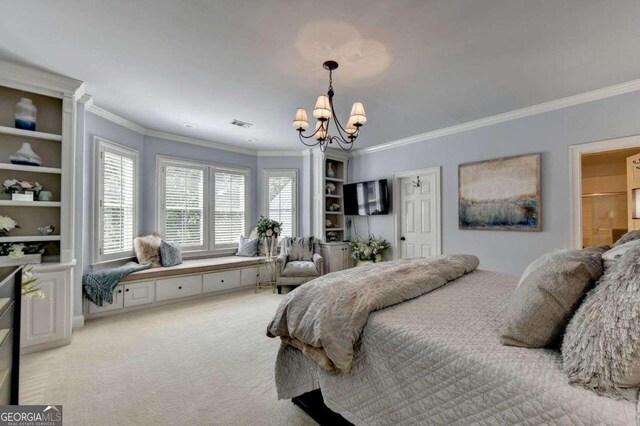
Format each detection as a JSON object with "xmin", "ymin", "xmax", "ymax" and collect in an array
[
  {"xmin": 160, "ymin": 240, "xmax": 182, "ymax": 267},
  {"xmin": 249, "ymin": 227, "xmax": 268, "ymax": 256},
  {"xmin": 283, "ymin": 237, "xmax": 315, "ymax": 262},
  {"xmin": 562, "ymin": 243, "xmax": 640, "ymax": 394},
  {"xmin": 602, "ymin": 239, "xmax": 640, "ymax": 271},
  {"xmin": 498, "ymin": 246, "xmax": 606, "ymax": 348},
  {"xmin": 613, "ymin": 229, "xmax": 640, "ymax": 247},
  {"xmin": 133, "ymin": 234, "xmax": 162, "ymax": 266},
  {"xmin": 236, "ymin": 236, "xmax": 259, "ymax": 257}
]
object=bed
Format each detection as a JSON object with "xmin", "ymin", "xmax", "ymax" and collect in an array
[{"xmin": 274, "ymin": 270, "xmax": 638, "ymax": 425}]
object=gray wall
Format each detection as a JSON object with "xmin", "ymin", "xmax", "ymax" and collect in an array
[{"xmin": 349, "ymin": 90, "xmax": 640, "ymax": 275}]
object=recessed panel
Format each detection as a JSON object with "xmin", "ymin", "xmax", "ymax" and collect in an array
[
  {"xmin": 421, "ymin": 200, "xmax": 431, "ymax": 233},
  {"xmin": 405, "ymin": 200, "xmax": 415, "ymax": 233}
]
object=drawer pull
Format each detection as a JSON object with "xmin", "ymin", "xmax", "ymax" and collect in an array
[
  {"xmin": 178, "ymin": 286, "xmax": 182, "ymax": 290},
  {"xmin": 221, "ymin": 280, "xmax": 224, "ymax": 283},
  {"xmin": 125, "ymin": 288, "xmax": 130, "ymax": 292},
  {"xmin": 118, "ymin": 289, "xmax": 122, "ymax": 293}
]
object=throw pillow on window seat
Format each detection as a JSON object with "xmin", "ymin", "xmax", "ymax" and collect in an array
[
  {"xmin": 133, "ymin": 234, "xmax": 162, "ymax": 267},
  {"xmin": 160, "ymin": 240, "xmax": 182, "ymax": 267},
  {"xmin": 236, "ymin": 236, "xmax": 259, "ymax": 257}
]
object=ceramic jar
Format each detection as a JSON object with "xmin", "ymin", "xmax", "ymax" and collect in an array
[
  {"xmin": 10, "ymin": 143, "xmax": 42, "ymax": 166},
  {"xmin": 14, "ymin": 98, "xmax": 37, "ymax": 131}
]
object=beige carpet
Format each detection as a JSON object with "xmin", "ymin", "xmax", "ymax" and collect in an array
[{"xmin": 20, "ymin": 289, "xmax": 316, "ymax": 426}]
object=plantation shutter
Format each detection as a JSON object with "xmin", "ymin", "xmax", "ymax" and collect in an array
[
  {"xmin": 101, "ymin": 147, "xmax": 136, "ymax": 258},
  {"xmin": 163, "ymin": 165, "xmax": 204, "ymax": 247},
  {"xmin": 267, "ymin": 174, "xmax": 296, "ymax": 238},
  {"xmin": 214, "ymin": 170, "xmax": 246, "ymax": 245}
]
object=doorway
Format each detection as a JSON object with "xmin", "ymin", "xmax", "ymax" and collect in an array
[
  {"xmin": 392, "ymin": 167, "xmax": 441, "ymax": 259},
  {"xmin": 570, "ymin": 135, "xmax": 640, "ymax": 248}
]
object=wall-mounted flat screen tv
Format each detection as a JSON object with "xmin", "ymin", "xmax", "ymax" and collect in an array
[{"xmin": 343, "ymin": 179, "xmax": 389, "ymax": 215}]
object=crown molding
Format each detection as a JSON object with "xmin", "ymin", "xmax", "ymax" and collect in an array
[
  {"xmin": 256, "ymin": 150, "xmax": 306, "ymax": 157},
  {"xmin": 145, "ymin": 129, "xmax": 256, "ymax": 156},
  {"xmin": 0, "ymin": 59, "xmax": 83, "ymax": 98},
  {"xmin": 86, "ymin": 102, "xmax": 147, "ymax": 135},
  {"xmin": 351, "ymin": 78, "xmax": 640, "ymax": 157}
]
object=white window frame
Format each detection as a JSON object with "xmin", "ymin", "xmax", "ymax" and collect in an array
[
  {"xmin": 157, "ymin": 157, "xmax": 209, "ymax": 252},
  {"xmin": 156, "ymin": 156, "xmax": 251, "ymax": 256},
  {"xmin": 94, "ymin": 137, "xmax": 139, "ymax": 264},
  {"xmin": 262, "ymin": 169, "xmax": 298, "ymax": 238}
]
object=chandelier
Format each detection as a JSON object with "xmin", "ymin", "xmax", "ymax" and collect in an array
[{"xmin": 292, "ymin": 60, "xmax": 367, "ymax": 152}]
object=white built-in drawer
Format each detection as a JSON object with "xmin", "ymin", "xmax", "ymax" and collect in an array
[
  {"xmin": 203, "ymin": 269, "xmax": 240, "ymax": 293},
  {"xmin": 156, "ymin": 275, "xmax": 202, "ymax": 301},
  {"xmin": 88, "ymin": 286, "xmax": 124, "ymax": 313},
  {"xmin": 123, "ymin": 281, "xmax": 155, "ymax": 307},
  {"xmin": 240, "ymin": 267, "xmax": 259, "ymax": 286}
]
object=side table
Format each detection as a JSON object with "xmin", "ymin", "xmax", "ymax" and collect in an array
[{"xmin": 255, "ymin": 258, "xmax": 277, "ymax": 293}]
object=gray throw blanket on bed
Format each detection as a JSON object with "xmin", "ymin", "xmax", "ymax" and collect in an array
[
  {"xmin": 266, "ymin": 254, "xmax": 479, "ymax": 373},
  {"xmin": 83, "ymin": 262, "xmax": 152, "ymax": 306}
]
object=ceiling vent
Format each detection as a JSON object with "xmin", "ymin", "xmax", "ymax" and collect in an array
[{"xmin": 229, "ymin": 119, "xmax": 253, "ymax": 129}]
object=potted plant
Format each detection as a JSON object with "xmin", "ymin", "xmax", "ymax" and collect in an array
[
  {"xmin": 0, "ymin": 243, "xmax": 45, "ymax": 266},
  {"xmin": 3, "ymin": 179, "xmax": 43, "ymax": 201},
  {"xmin": 350, "ymin": 235, "xmax": 391, "ymax": 267},
  {"xmin": 256, "ymin": 216, "xmax": 282, "ymax": 260},
  {"xmin": 22, "ymin": 267, "xmax": 44, "ymax": 299}
]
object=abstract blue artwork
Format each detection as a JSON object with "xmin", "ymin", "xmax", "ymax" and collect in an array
[{"xmin": 459, "ymin": 154, "xmax": 541, "ymax": 231}]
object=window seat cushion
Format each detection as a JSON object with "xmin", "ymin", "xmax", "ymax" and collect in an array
[{"xmin": 121, "ymin": 256, "xmax": 264, "ymax": 282}]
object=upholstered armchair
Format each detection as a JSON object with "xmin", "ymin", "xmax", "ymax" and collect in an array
[{"xmin": 275, "ymin": 237, "xmax": 323, "ymax": 294}]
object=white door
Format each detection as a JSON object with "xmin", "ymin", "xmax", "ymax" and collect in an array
[
  {"xmin": 398, "ymin": 171, "xmax": 440, "ymax": 259},
  {"xmin": 21, "ymin": 271, "xmax": 67, "ymax": 347}
]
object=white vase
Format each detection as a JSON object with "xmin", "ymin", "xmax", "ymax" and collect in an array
[
  {"xmin": 14, "ymin": 98, "xmax": 37, "ymax": 131},
  {"xmin": 326, "ymin": 163, "xmax": 335, "ymax": 178},
  {"xmin": 10, "ymin": 142, "xmax": 42, "ymax": 166}
]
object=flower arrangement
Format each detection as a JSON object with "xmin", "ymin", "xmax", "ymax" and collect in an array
[
  {"xmin": 3, "ymin": 179, "xmax": 42, "ymax": 195},
  {"xmin": 21, "ymin": 266, "xmax": 44, "ymax": 299},
  {"xmin": 256, "ymin": 216, "xmax": 282, "ymax": 239},
  {"xmin": 0, "ymin": 242, "xmax": 44, "ymax": 257},
  {"xmin": 0, "ymin": 215, "xmax": 20, "ymax": 236},
  {"xmin": 256, "ymin": 216, "xmax": 282, "ymax": 259},
  {"xmin": 350, "ymin": 235, "xmax": 391, "ymax": 263}
]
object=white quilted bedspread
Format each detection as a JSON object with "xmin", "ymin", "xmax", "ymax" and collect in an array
[{"xmin": 275, "ymin": 270, "xmax": 638, "ymax": 425}]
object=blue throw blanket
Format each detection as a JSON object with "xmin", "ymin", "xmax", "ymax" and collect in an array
[{"xmin": 83, "ymin": 262, "xmax": 152, "ymax": 306}]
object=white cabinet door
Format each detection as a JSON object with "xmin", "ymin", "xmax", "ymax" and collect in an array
[
  {"xmin": 21, "ymin": 270, "xmax": 68, "ymax": 348},
  {"xmin": 156, "ymin": 275, "xmax": 202, "ymax": 301},
  {"xmin": 88, "ymin": 286, "xmax": 124, "ymax": 313},
  {"xmin": 203, "ymin": 270, "xmax": 240, "ymax": 293},
  {"xmin": 123, "ymin": 281, "xmax": 155, "ymax": 307},
  {"xmin": 240, "ymin": 267, "xmax": 258, "ymax": 286}
]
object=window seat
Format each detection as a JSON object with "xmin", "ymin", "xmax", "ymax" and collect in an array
[
  {"xmin": 85, "ymin": 256, "xmax": 267, "ymax": 319},
  {"xmin": 121, "ymin": 256, "xmax": 266, "ymax": 282}
]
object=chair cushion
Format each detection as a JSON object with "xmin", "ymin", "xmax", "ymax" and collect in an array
[
  {"xmin": 236, "ymin": 235, "xmax": 259, "ymax": 257},
  {"xmin": 281, "ymin": 261, "xmax": 320, "ymax": 278},
  {"xmin": 283, "ymin": 237, "xmax": 315, "ymax": 261},
  {"xmin": 134, "ymin": 234, "xmax": 162, "ymax": 267},
  {"xmin": 160, "ymin": 240, "xmax": 182, "ymax": 267}
]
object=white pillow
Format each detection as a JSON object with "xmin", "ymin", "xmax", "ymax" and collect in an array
[{"xmin": 602, "ymin": 239, "xmax": 640, "ymax": 271}]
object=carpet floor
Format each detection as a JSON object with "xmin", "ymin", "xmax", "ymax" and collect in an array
[{"xmin": 20, "ymin": 289, "xmax": 315, "ymax": 426}]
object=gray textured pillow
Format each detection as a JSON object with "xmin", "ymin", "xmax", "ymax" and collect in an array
[
  {"xmin": 499, "ymin": 247, "xmax": 606, "ymax": 348},
  {"xmin": 613, "ymin": 230, "xmax": 640, "ymax": 247},
  {"xmin": 562, "ymin": 244, "xmax": 640, "ymax": 394},
  {"xmin": 236, "ymin": 236, "xmax": 259, "ymax": 257},
  {"xmin": 283, "ymin": 237, "xmax": 315, "ymax": 261},
  {"xmin": 159, "ymin": 240, "xmax": 182, "ymax": 267},
  {"xmin": 602, "ymin": 239, "xmax": 640, "ymax": 271}
]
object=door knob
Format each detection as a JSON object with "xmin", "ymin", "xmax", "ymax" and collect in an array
[{"xmin": 400, "ymin": 237, "xmax": 406, "ymax": 241}]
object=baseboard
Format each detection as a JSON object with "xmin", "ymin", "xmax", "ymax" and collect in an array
[{"xmin": 72, "ymin": 314, "xmax": 85, "ymax": 329}]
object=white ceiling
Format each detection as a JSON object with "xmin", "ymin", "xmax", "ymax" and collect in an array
[{"xmin": 1, "ymin": 0, "xmax": 639, "ymax": 151}]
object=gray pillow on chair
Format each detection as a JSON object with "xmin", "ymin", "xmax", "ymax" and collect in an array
[
  {"xmin": 562, "ymin": 243, "xmax": 640, "ymax": 394},
  {"xmin": 283, "ymin": 237, "xmax": 315, "ymax": 261},
  {"xmin": 498, "ymin": 246, "xmax": 606, "ymax": 348},
  {"xmin": 159, "ymin": 240, "xmax": 182, "ymax": 267},
  {"xmin": 236, "ymin": 236, "xmax": 259, "ymax": 257}
]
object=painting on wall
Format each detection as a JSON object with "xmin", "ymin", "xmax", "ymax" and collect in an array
[{"xmin": 459, "ymin": 153, "xmax": 541, "ymax": 231}]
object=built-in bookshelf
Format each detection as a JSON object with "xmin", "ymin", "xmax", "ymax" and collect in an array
[
  {"xmin": 0, "ymin": 84, "xmax": 64, "ymax": 263},
  {"xmin": 313, "ymin": 148, "xmax": 349, "ymax": 243}
]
